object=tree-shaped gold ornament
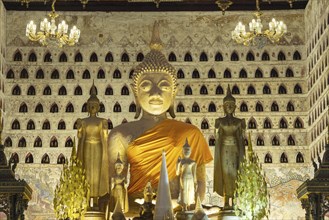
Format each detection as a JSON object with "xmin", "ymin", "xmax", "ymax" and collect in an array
[
  {"xmin": 54, "ymin": 139, "xmax": 90, "ymax": 219},
  {"xmin": 234, "ymin": 133, "xmax": 270, "ymax": 220}
]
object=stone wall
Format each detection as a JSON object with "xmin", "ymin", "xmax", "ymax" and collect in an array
[
  {"xmin": 2, "ymin": 8, "xmax": 320, "ymax": 219},
  {"xmin": 304, "ymin": 0, "xmax": 329, "ymax": 159}
]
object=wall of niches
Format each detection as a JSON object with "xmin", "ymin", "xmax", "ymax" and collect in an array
[
  {"xmin": 4, "ymin": 47, "xmax": 309, "ymax": 164},
  {"xmin": 304, "ymin": 0, "xmax": 329, "ymax": 159},
  {"xmin": 4, "ymin": 9, "xmax": 310, "ymax": 173},
  {"xmin": 2, "ymin": 10, "xmax": 312, "ymax": 218}
]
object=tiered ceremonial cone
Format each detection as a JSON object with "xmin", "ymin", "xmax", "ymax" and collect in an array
[
  {"xmin": 192, "ymin": 196, "xmax": 208, "ymax": 220},
  {"xmin": 154, "ymin": 151, "xmax": 174, "ymax": 220}
]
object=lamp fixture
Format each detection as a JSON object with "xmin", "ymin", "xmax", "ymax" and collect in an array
[
  {"xmin": 216, "ymin": 0, "xmax": 233, "ymax": 15},
  {"xmin": 25, "ymin": 0, "xmax": 80, "ymax": 47},
  {"xmin": 20, "ymin": 0, "xmax": 30, "ymax": 8},
  {"xmin": 80, "ymin": 0, "xmax": 89, "ymax": 8},
  {"xmin": 231, "ymin": 0, "xmax": 287, "ymax": 48},
  {"xmin": 265, "ymin": 0, "xmax": 295, "ymax": 8}
]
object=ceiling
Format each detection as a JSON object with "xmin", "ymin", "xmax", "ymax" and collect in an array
[{"xmin": 3, "ymin": 0, "xmax": 308, "ymax": 12}]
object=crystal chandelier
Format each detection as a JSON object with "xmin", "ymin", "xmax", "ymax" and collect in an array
[
  {"xmin": 231, "ymin": 0, "xmax": 287, "ymax": 48},
  {"xmin": 25, "ymin": 0, "xmax": 80, "ymax": 47}
]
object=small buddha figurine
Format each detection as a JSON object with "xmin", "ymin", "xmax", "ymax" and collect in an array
[
  {"xmin": 143, "ymin": 182, "xmax": 154, "ymax": 203},
  {"xmin": 133, "ymin": 182, "xmax": 155, "ymax": 220},
  {"xmin": 176, "ymin": 139, "xmax": 197, "ymax": 211},
  {"xmin": 214, "ymin": 85, "xmax": 246, "ymax": 210},
  {"xmin": 110, "ymin": 153, "xmax": 129, "ymax": 213},
  {"xmin": 108, "ymin": 22, "xmax": 213, "ymax": 201},
  {"xmin": 77, "ymin": 82, "xmax": 109, "ymax": 206}
]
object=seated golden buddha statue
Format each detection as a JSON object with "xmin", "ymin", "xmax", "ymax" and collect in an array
[
  {"xmin": 108, "ymin": 22, "xmax": 213, "ymax": 201},
  {"xmin": 214, "ymin": 86, "xmax": 246, "ymax": 210},
  {"xmin": 77, "ymin": 83, "xmax": 109, "ymax": 206}
]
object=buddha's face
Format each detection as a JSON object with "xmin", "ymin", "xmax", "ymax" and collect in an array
[
  {"xmin": 136, "ymin": 72, "xmax": 174, "ymax": 115},
  {"xmin": 115, "ymin": 164, "xmax": 123, "ymax": 174},
  {"xmin": 223, "ymin": 101, "xmax": 236, "ymax": 115},
  {"xmin": 87, "ymin": 101, "xmax": 100, "ymax": 114},
  {"xmin": 183, "ymin": 147, "xmax": 191, "ymax": 158}
]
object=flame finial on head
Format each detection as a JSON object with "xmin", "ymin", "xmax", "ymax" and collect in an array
[
  {"xmin": 88, "ymin": 80, "xmax": 99, "ymax": 103},
  {"xmin": 150, "ymin": 21, "xmax": 163, "ymax": 51},
  {"xmin": 183, "ymin": 138, "xmax": 190, "ymax": 149},
  {"xmin": 223, "ymin": 85, "xmax": 236, "ymax": 103},
  {"xmin": 115, "ymin": 152, "xmax": 123, "ymax": 165}
]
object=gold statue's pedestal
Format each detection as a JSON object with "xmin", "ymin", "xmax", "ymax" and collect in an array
[
  {"xmin": 84, "ymin": 210, "xmax": 106, "ymax": 220},
  {"xmin": 176, "ymin": 210, "xmax": 194, "ymax": 220},
  {"xmin": 217, "ymin": 209, "xmax": 239, "ymax": 220}
]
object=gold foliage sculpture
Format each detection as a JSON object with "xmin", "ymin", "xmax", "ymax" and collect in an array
[
  {"xmin": 54, "ymin": 139, "xmax": 90, "ymax": 219},
  {"xmin": 234, "ymin": 133, "xmax": 270, "ymax": 220}
]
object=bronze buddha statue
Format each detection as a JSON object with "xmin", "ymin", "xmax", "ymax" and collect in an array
[
  {"xmin": 76, "ymin": 83, "xmax": 109, "ymax": 206},
  {"xmin": 214, "ymin": 85, "xmax": 246, "ymax": 210}
]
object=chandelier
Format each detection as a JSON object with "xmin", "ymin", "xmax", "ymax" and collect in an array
[
  {"xmin": 231, "ymin": 0, "xmax": 287, "ymax": 48},
  {"xmin": 25, "ymin": 0, "xmax": 80, "ymax": 47}
]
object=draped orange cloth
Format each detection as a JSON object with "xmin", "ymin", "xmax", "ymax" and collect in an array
[{"xmin": 127, "ymin": 119, "xmax": 213, "ymax": 194}]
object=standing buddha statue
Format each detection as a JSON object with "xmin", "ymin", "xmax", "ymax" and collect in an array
[
  {"xmin": 176, "ymin": 139, "xmax": 197, "ymax": 211},
  {"xmin": 77, "ymin": 83, "xmax": 109, "ymax": 207},
  {"xmin": 214, "ymin": 85, "xmax": 246, "ymax": 210},
  {"xmin": 110, "ymin": 153, "xmax": 129, "ymax": 213}
]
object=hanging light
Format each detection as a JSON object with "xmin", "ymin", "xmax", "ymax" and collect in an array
[
  {"xmin": 20, "ymin": 0, "xmax": 30, "ymax": 8},
  {"xmin": 216, "ymin": 0, "xmax": 233, "ymax": 15},
  {"xmin": 80, "ymin": 0, "xmax": 89, "ymax": 8},
  {"xmin": 25, "ymin": 0, "xmax": 80, "ymax": 47},
  {"xmin": 231, "ymin": 0, "xmax": 287, "ymax": 48}
]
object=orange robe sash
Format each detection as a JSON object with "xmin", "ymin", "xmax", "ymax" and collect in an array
[{"xmin": 127, "ymin": 119, "xmax": 213, "ymax": 194}]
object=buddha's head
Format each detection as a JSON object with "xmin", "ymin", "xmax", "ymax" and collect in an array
[
  {"xmin": 115, "ymin": 153, "xmax": 124, "ymax": 175},
  {"xmin": 132, "ymin": 22, "xmax": 177, "ymax": 119},
  {"xmin": 87, "ymin": 83, "xmax": 100, "ymax": 115},
  {"xmin": 223, "ymin": 85, "xmax": 236, "ymax": 115},
  {"xmin": 182, "ymin": 139, "xmax": 191, "ymax": 158},
  {"xmin": 144, "ymin": 182, "xmax": 154, "ymax": 202}
]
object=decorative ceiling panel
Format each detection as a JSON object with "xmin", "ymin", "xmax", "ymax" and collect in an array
[{"xmin": 3, "ymin": 0, "xmax": 308, "ymax": 11}]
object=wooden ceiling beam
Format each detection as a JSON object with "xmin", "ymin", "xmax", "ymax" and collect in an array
[{"xmin": 3, "ymin": 0, "xmax": 308, "ymax": 12}]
